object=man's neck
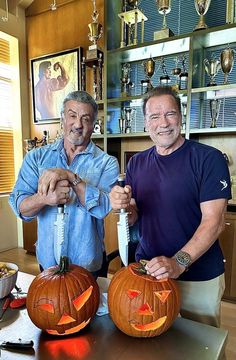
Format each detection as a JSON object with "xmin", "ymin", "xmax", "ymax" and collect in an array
[{"xmin": 64, "ymin": 139, "xmax": 90, "ymax": 164}]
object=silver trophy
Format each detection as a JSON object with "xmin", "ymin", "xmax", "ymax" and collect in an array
[
  {"xmin": 120, "ymin": 63, "xmax": 132, "ymax": 96},
  {"xmin": 159, "ymin": 57, "xmax": 170, "ymax": 85},
  {"xmin": 124, "ymin": 107, "xmax": 135, "ymax": 133},
  {"xmin": 209, "ymin": 99, "xmax": 221, "ymax": 128},
  {"xmin": 171, "ymin": 56, "xmax": 182, "ymax": 89},
  {"xmin": 220, "ymin": 46, "xmax": 235, "ymax": 85},
  {"xmin": 193, "ymin": 0, "xmax": 211, "ymax": 31},
  {"xmin": 204, "ymin": 55, "xmax": 221, "ymax": 86},
  {"xmin": 179, "ymin": 55, "xmax": 188, "ymax": 90}
]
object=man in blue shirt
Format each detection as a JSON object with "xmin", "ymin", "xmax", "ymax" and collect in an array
[
  {"xmin": 109, "ymin": 86, "xmax": 231, "ymax": 327},
  {"xmin": 9, "ymin": 91, "xmax": 119, "ymax": 276}
]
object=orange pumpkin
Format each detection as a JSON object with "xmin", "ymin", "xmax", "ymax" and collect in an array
[
  {"xmin": 26, "ymin": 257, "xmax": 99, "ymax": 336},
  {"xmin": 108, "ymin": 262, "xmax": 180, "ymax": 337}
]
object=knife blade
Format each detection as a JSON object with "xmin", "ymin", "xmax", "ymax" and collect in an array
[
  {"xmin": 117, "ymin": 174, "xmax": 130, "ymax": 266},
  {"xmin": 54, "ymin": 204, "xmax": 66, "ymax": 264}
]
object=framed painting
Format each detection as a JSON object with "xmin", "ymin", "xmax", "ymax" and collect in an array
[{"xmin": 31, "ymin": 47, "xmax": 82, "ymax": 124}]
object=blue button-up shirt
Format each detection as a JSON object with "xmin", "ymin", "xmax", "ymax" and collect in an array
[{"xmin": 9, "ymin": 139, "xmax": 119, "ymax": 271}]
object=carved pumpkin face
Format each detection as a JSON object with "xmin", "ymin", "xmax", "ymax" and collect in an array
[
  {"xmin": 108, "ymin": 263, "xmax": 180, "ymax": 337},
  {"xmin": 26, "ymin": 257, "xmax": 100, "ymax": 336}
]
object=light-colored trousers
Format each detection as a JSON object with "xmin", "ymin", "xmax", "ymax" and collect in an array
[{"xmin": 177, "ymin": 273, "xmax": 225, "ymax": 328}]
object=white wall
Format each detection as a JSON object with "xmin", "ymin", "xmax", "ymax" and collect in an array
[
  {"xmin": 0, "ymin": 196, "xmax": 19, "ymax": 251},
  {"xmin": 0, "ymin": 5, "xmax": 30, "ymax": 251}
]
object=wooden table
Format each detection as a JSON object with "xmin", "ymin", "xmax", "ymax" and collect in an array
[{"xmin": 0, "ymin": 272, "xmax": 228, "ymax": 360}]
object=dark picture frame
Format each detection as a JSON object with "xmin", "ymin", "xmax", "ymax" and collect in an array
[
  {"xmin": 124, "ymin": 151, "xmax": 139, "ymax": 171},
  {"xmin": 31, "ymin": 47, "xmax": 82, "ymax": 124}
]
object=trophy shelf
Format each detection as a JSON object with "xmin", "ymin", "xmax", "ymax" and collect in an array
[
  {"xmin": 191, "ymin": 84, "xmax": 236, "ymax": 98},
  {"xmin": 107, "ymin": 34, "xmax": 190, "ymax": 63},
  {"xmin": 191, "ymin": 23, "xmax": 236, "ymax": 49},
  {"xmin": 190, "ymin": 127, "xmax": 236, "ymax": 135},
  {"xmin": 107, "ymin": 90, "xmax": 188, "ymax": 103}
]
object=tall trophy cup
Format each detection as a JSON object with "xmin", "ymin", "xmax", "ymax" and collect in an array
[
  {"xmin": 171, "ymin": 56, "xmax": 181, "ymax": 90},
  {"xmin": 204, "ymin": 55, "xmax": 221, "ymax": 86},
  {"xmin": 159, "ymin": 57, "xmax": 170, "ymax": 86},
  {"xmin": 154, "ymin": 0, "xmax": 174, "ymax": 40},
  {"xmin": 220, "ymin": 46, "xmax": 235, "ymax": 84},
  {"xmin": 193, "ymin": 0, "xmax": 212, "ymax": 31},
  {"xmin": 141, "ymin": 56, "xmax": 156, "ymax": 94},
  {"xmin": 86, "ymin": 0, "xmax": 103, "ymax": 60},
  {"xmin": 120, "ymin": 63, "xmax": 132, "ymax": 97},
  {"xmin": 123, "ymin": 107, "xmax": 135, "ymax": 133},
  {"xmin": 179, "ymin": 55, "xmax": 188, "ymax": 90},
  {"xmin": 209, "ymin": 99, "xmax": 221, "ymax": 128}
]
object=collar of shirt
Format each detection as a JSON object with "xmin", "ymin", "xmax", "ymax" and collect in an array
[{"xmin": 51, "ymin": 139, "xmax": 96, "ymax": 157}]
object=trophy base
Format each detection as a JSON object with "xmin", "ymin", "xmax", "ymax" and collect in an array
[
  {"xmin": 154, "ymin": 28, "xmax": 174, "ymax": 41},
  {"xmin": 86, "ymin": 47, "xmax": 103, "ymax": 61}
]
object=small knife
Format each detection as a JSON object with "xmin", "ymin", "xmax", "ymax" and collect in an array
[
  {"xmin": 0, "ymin": 340, "xmax": 34, "ymax": 350},
  {"xmin": 117, "ymin": 174, "xmax": 130, "ymax": 266}
]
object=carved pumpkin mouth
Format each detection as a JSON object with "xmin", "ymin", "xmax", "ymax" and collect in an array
[
  {"xmin": 130, "ymin": 316, "xmax": 167, "ymax": 331},
  {"xmin": 46, "ymin": 318, "xmax": 91, "ymax": 336}
]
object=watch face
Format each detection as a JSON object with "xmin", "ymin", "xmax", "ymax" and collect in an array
[{"xmin": 175, "ymin": 251, "xmax": 191, "ymax": 267}]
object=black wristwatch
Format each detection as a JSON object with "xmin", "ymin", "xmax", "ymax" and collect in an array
[
  {"xmin": 71, "ymin": 173, "xmax": 82, "ymax": 186},
  {"xmin": 174, "ymin": 250, "xmax": 192, "ymax": 269}
]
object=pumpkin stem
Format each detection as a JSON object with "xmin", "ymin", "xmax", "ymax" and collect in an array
[
  {"xmin": 55, "ymin": 256, "xmax": 70, "ymax": 274},
  {"xmin": 134, "ymin": 260, "xmax": 147, "ymax": 274}
]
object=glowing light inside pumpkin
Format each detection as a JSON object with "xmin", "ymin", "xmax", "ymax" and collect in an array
[
  {"xmin": 37, "ymin": 302, "xmax": 54, "ymax": 313},
  {"xmin": 73, "ymin": 286, "xmax": 93, "ymax": 311},
  {"xmin": 57, "ymin": 313, "xmax": 76, "ymax": 325},
  {"xmin": 154, "ymin": 290, "xmax": 171, "ymax": 304},
  {"xmin": 127, "ymin": 289, "xmax": 142, "ymax": 299},
  {"xmin": 131, "ymin": 316, "xmax": 167, "ymax": 331},
  {"xmin": 136, "ymin": 303, "xmax": 154, "ymax": 316},
  {"xmin": 47, "ymin": 318, "xmax": 91, "ymax": 336}
]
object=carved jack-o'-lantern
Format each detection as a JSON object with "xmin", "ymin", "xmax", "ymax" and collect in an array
[
  {"xmin": 108, "ymin": 262, "xmax": 180, "ymax": 338},
  {"xmin": 26, "ymin": 257, "xmax": 99, "ymax": 336}
]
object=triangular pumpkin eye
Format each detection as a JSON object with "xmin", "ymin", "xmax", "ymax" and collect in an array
[
  {"xmin": 36, "ymin": 300, "xmax": 54, "ymax": 313},
  {"xmin": 136, "ymin": 303, "xmax": 153, "ymax": 316},
  {"xmin": 72, "ymin": 285, "xmax": 93, "ymax": 311},
  {"xmin": 127, "ymin": 289, "xmax": 142, "ymax": 299},
  {"xmin": 57, "ymin": 313, "xmax": 76, "ymax": 325},
  {"xmin": 154, "ymin": 290, "xmax": 171, "ymax": 304}
]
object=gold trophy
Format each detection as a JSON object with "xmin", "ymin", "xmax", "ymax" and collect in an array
[
  {"xmin": 118, "ymin": 0, "xmax": 147, "ymax": 47},
  {"xmin": 86, "ymin": 0, "xmax": 103, "ymax": 60},
  {"xmin": 141, "ymin": 56, "xmax": 156, "ymax": 93},
  {"xmin": 193, "ymin": 0, "xmax": 212, "ymax": 31},
  {"xmin": 220, "ymin": 46, "xmax": 235, "ymax": 84},
  {"xmin": 154, "ymin": 0, "xmax": 174, "ymax": 41}
]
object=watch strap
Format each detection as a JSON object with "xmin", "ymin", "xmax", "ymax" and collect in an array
[{"xmin": 71, "ymin": 174, "xmax": 82, "ymax": 186}]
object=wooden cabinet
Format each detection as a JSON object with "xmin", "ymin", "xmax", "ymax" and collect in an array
[
  {"xmin": 23, "ymin": 220, "xmax": 37, "ymax": 254},
  {"xmin": 219, "ymin": 211, "xmax": 236, "ymax": 301}
]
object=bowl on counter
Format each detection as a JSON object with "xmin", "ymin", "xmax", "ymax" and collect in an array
[{"xmin": 0, "ymin": 262, "xmax": 18, "ymax": 299}]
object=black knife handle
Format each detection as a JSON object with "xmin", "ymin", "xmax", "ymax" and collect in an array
[
  {"xmin": 118, "ymin": 173, "xmax": 125, "ymax": 188},
  {"xmin": 1, "ymin": 340, "xmax": 34, "ymax": 349}
]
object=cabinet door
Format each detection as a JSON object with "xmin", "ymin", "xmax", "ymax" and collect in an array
[
  {"xmin": 23, "ymin": 219, "xmax": 37, "ymax": 254},
  {"xmin": 219, "ymin": 219, "xmax": 234, "ymax": 298}
]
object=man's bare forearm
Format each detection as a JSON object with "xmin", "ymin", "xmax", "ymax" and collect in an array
[{"xmin": 19, "ymin": 193, "xmax": 46, "ymax": 217}]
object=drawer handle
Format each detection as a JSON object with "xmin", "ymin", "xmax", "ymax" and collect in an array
[{"xmin": 225, "ymin": 222, "xmax": 231, "ymax": 226}]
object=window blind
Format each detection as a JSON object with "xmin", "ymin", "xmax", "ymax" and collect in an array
[{"xmin": 0, "ymin": 37, "xmax": 15, "ymax": 194}]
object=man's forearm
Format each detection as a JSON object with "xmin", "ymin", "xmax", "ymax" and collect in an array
[{"xmin": 19, "ymin": 193, "xmax": 46, "ymax": 217}]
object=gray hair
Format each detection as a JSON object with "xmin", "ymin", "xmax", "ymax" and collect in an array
[
  {"xmin": 61, "ymin": 90, "xmax": 98, "ymax": 124},
  {"xmin": 142, "ymin": 86, "xmax": 181, "ymax": 116}
]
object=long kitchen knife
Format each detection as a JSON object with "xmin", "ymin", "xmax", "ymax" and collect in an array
[
  {"xmin": 117, "ymin": 174, "xmax": 130, "ymax": 266},
  {"xmin": 54, "ymin": 204, "xmax": 66, "ymax": 264}
]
